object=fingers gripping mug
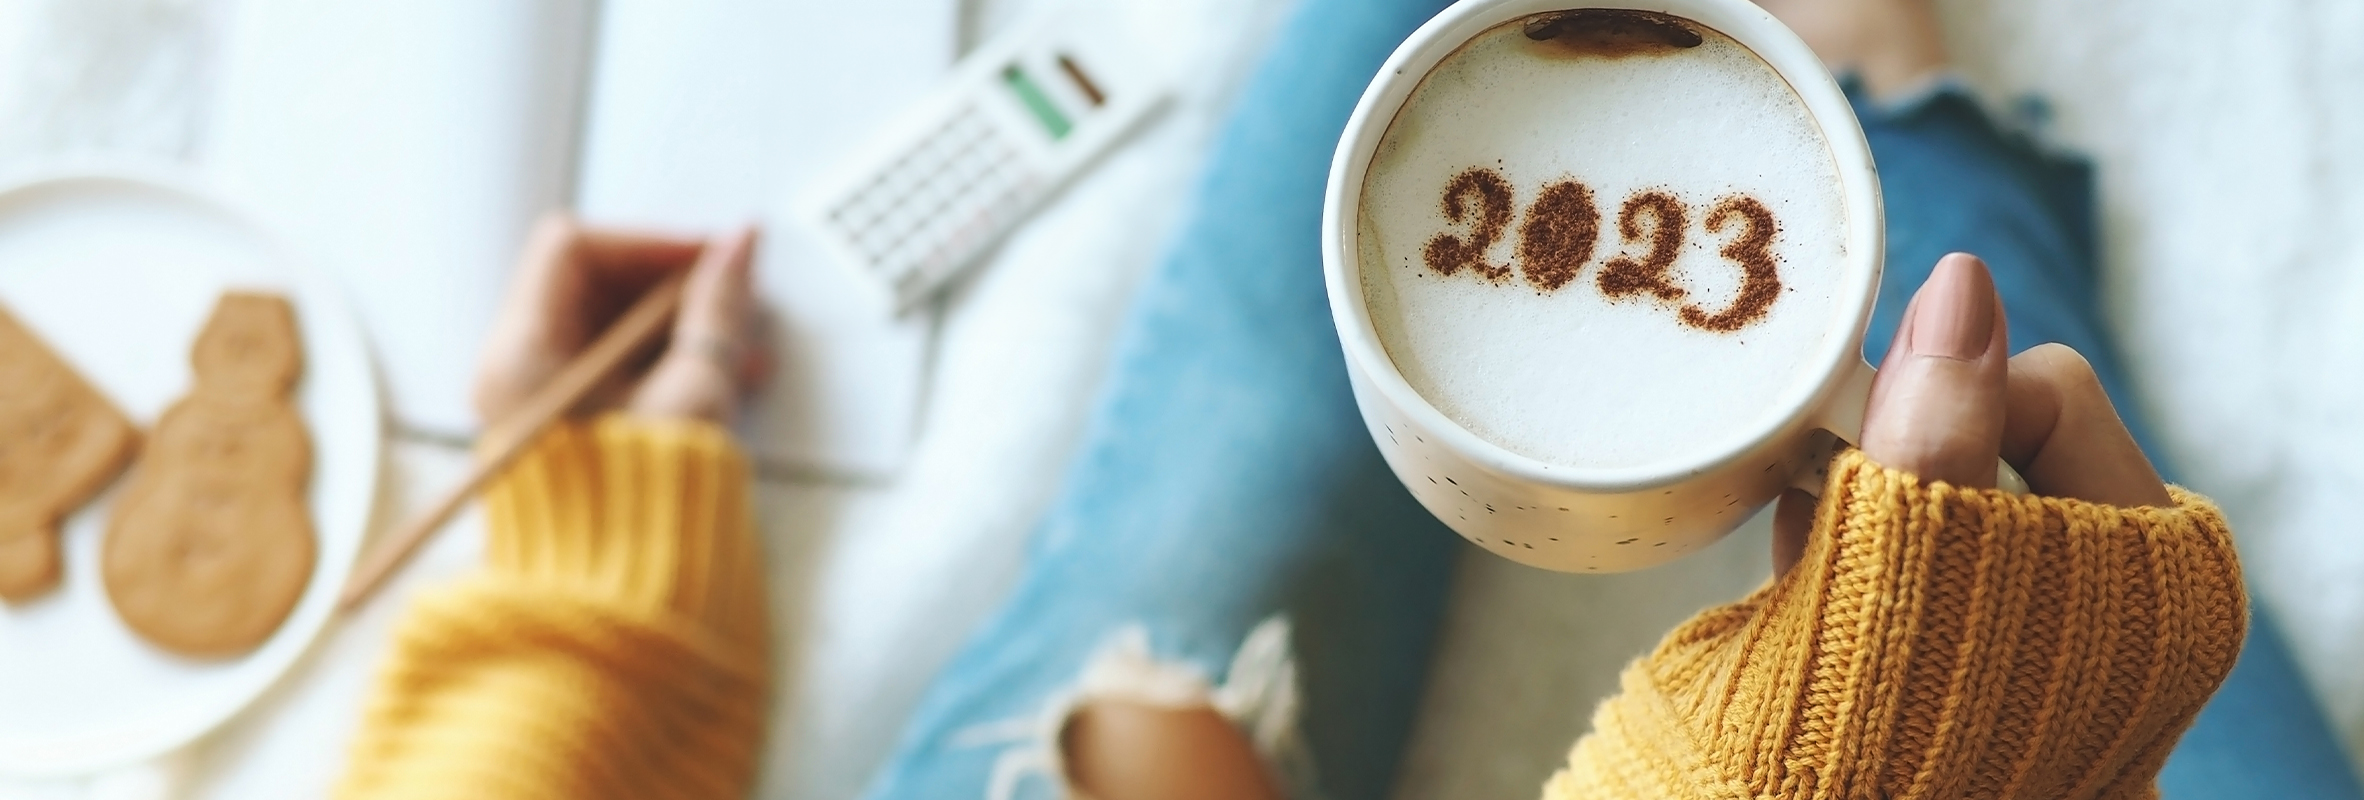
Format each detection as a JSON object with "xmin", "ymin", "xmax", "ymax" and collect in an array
[{"xmin": 1323, "ymin": 0, "xmax": 2023, "ymax": 573}]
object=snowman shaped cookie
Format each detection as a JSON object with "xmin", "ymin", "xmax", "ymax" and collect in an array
[{"xmin": 104, "ymin": 292, "xmax": 315, "ymax": 657}]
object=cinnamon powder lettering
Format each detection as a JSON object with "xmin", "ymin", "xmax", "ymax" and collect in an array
[
  {"xmin": 1423, "ymin": 168, "xmax": 1516, "ymax": 282},
  {"xmin": 1596, "ymin": 191, "xmax": 1688, "ymax": 302},
  {"xmin": 1517, "ymin": 180, "xmax": 1601, "ymax": 291},
  {"xmin": 1412, "ymin": 170, "xmax": 1790, "ymax": 334},
  {"xmin": 1680, "ymin": 196, "xmax": 1783, "ymax": 332}
]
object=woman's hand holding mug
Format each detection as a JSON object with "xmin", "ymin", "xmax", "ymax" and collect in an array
[{"xmin": 1771, "ymin": 253, "xmax": 2171, "ymax": 575}]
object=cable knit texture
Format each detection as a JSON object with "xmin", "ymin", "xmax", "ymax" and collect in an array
[
  {"xmin": 337, "ymin": 416, "xmax": 770, "ymax": 800},
  {"xmin": 1545, "ymin": 450, "xmax": 2246, "ymax": 800}
]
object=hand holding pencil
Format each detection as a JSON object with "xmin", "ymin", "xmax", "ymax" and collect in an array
[{"xmin": 341, "ymin": 214, "xmax": 765, "ymax": 610}]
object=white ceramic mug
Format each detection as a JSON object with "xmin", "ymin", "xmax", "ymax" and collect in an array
[{"xmin": 1322, "ymin": 0, "xmax": 2022, "ymax": 573}]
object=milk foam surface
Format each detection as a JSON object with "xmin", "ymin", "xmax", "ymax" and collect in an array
[{"xmin": 1359, "ymin": 14, "xmax": 1850, "ymax": 470}]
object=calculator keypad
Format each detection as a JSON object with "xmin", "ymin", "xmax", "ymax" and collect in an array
[{"xmin": 824, "ymin": 107, "xmax": 1040, "ymax": 293}]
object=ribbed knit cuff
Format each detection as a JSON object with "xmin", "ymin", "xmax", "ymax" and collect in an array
[
  {"xmin": 481, "ymin": 415, "xmax": 762, "ymax": 636},
  {"xmin": 1549, "ymin": 449, "xmax": 2246, "ymax": 800},
  {"xmin": 339, "ymin": 416, "xmax": 769, "ymax": 800}
]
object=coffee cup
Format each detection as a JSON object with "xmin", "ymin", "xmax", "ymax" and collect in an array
[{"xmin": 1323, "ymin": 0, "xmax": 2023, "ymax": 573}]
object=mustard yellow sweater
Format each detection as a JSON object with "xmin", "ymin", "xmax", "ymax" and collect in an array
[
  {"xmin": 337, "ymin": 417, "xmax": 770, "ymax": 800},
  {"xmin": 336, "ymin": 425, "xmax": 2241, "ymax": 800},
  {"xmin": 1548, "ymin": 450, "xmax": 2245, "ymax": 800}
]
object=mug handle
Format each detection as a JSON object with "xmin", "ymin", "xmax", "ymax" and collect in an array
[{"xmin": 1798, "ymin": 358, "xmax": 2032, "ymax": 496}]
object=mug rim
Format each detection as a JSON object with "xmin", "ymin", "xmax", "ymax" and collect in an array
[{"xmin": 1322, "ymin": 0, "xmax": 1884, "ymax": 492}]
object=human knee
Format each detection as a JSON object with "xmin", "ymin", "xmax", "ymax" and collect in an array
[
  {"xmin": 1061, "ymin": 701, "xmax": 1281, "ymax": 800},
  {"xmin": 1054, "ymin": 618, "xmax": 1305, "ymax": 799},
  {"xmin": 951, "ymin": 617, "xmax": 1315, "ymax": 800}
]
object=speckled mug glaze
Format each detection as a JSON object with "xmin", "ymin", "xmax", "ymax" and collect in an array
[{"xmin": 1323, "ymin": 0, "xmax": 1886, "ymax": 573}]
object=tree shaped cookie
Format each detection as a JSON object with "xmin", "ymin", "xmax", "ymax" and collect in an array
[
  {"xmin": 0, "ymin": 305, "xmax": 141, "ymax": 603},
  {"xmin": 104, "ymin": 292, "xmax": 316, "ymax": 657}
]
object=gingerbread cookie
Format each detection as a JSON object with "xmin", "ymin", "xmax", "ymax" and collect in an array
[
  {"xmin": 104, "ymin": 293, "xmax": 315, "ymax": 657},
  {"xmin": 0, "ymin": 305, "xmax": 141, "ymax": 603}
]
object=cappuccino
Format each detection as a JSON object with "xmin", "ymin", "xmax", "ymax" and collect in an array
[{"xmin": 1358, "ymin": 9, "xmax": 1850, "ymax": 471}]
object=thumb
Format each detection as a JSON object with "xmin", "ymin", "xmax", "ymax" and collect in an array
[
  {"xmin": 627, "ymin": 225, "xmax": 759, "ymax": 423},
  {"xmin": 673, "ymin": 225, "xmax": 758, "ymax": 356},
  {"xmin": 1859, "ymin": 253, "xmax": 2009, "ymax": 488}
]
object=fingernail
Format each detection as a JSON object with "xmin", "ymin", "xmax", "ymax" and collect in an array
[{"xmin": 1909, "ymin": 254, "xmax": 1997, "ymax": 361}]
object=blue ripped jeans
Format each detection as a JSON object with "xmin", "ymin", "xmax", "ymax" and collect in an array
[{"xmin": 860, "ymin": 0, "xmax": 2364, "ymax": 797}]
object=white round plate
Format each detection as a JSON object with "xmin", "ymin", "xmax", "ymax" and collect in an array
[{"xmin": 0, "ymin": 171, "xmax": 381, "ymax": 776}]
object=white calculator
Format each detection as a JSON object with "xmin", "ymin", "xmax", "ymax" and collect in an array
[{"xmin": 796, "ymin": 12, "xmax": 1170, "ymax": 311}]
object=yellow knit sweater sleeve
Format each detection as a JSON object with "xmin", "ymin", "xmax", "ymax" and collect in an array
[
  {"xmin": 1546, "ymin": 450, "xmax": 2245, "ymax": 800},
  {"xmin": 337, "ymin": 416, "xmax": 770, "ymax": 800}
]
